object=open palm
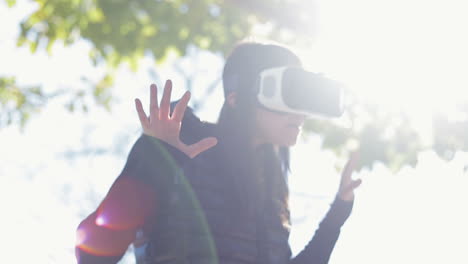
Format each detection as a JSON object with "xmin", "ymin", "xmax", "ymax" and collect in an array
[{"xmin": 135, "ymin": 80, "xmax": 218, "ymax": 158}]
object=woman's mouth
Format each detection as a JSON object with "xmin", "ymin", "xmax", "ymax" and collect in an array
[{"xmin": 286, "ymin": 124, "xmax": 302, "ymax": 134}]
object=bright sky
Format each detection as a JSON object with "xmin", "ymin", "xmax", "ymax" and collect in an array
[
  {"xmin": 305, "ymin": 0, "xmax": 468, "ymax": 111},
  {"xmin": 1, "ymin": 1, "xmax": 467, "ymax": 263}
]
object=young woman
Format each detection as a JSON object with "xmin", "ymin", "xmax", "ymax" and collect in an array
[{"xmin": 76, "ymin": 42, "xmax": 361, "ymax": 264}]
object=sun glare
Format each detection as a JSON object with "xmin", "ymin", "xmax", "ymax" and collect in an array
[
  {"xmin": 288, "ymin": 2, "xmax": 468, "ymax": 262},
  {"xmin": 301, "ymin": 0, "xmax": 468, "ymax": 125}
]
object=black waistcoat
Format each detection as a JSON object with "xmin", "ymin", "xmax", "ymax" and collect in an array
[{"xmin": 141, "ymin": 146, "xmax": 292, "ymax": 264}]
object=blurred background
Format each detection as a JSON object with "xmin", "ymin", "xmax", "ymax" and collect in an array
[{"xmin": 1, "ymin": 0, "xmax": 467, "ymax": 263}]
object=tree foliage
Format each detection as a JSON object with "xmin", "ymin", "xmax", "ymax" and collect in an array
[
  {"xmin": 3, "ymin": 0, "xmax": 468, "ymax": 171},
  {"xmin": 432, "ymin": 104, "xmax": 468, "ymax": 159},
  {"xmin": 2, "ymin": 0, "xmax": 274, "ymax": 128},
  {"xmin": 16, "ymin": 0, "xmax": 254, "ymax": 66},
  {"xmin": 0, "ymin": 76, "xmax": 45, "ymax": 128},
  {"xmin": 305, "ymin": 101, "xmax": 423, "ymax": 171}
]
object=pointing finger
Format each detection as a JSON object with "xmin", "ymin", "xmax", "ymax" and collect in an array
[{"xmin": 342, "ymin": 151, "xmax": 360, "ymax": 179}]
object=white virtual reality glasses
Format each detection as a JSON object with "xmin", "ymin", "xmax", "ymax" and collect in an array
[{"xmin": 256, "ymin": 67, "xmax": 345, "ymax": 118}]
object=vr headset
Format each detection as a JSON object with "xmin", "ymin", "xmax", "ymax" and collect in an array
[{"xmin": 256, "ymin": 67, "xmax": 345, "ymax": 118}]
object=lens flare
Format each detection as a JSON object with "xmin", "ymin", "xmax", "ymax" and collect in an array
[
  {"xmin": 76, "ymin": 219, "xmax": 135, "ymax": 257},
  {"xmin": 95, "ymin": 215, "xmax": 106, "ymax": 226},
  {"xmin": 95, "ymin": 176, "xmax": 156, "ymax": 230}
]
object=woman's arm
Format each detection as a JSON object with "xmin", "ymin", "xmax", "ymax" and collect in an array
[
  {"xmin": 76, "ymin": 133, "xmax": 196, "ymax": 263},
  {"xmin": 75, "ymin": 135, "xmax": 180, "ymax": 263},
  {"xmin": 290, "ymin": 153, "xmax": 361, "ymax": 264},
  {"xmin": 76, "ymin": 81, "xmax": 217, "ymax": 263},
  {"xmin": 290, "ymin": 197, "xmax": 354, "ymax": 264},
  {"xmin": 75, "ymin": 210, "xmax": 140, "ymax": 264}
]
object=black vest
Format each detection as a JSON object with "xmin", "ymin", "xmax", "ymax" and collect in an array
[{"xmin": 139, "ymin": 147, "xmax": 292, "ymax": 264}]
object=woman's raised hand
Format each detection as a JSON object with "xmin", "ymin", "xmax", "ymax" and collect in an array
[
  {"xmin": 135, "ymin": 80, "xmax": 218, "ymax": 158},
  {"xmin": 337, "ymin": 152, "xmax": 362, "ymax": 201}
]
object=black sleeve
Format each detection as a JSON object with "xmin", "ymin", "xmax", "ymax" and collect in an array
[
  {"xmin": 290, "ymin": 198, "xmax": 354, "ymax": 264},
  {"xmin": 76, "ymin": 248, "xmax": 123, "ymax": 264},
  {"xmin": 109, "ymin": 134, "xmax": 191, "ymax": 193},
  {"xmin": 75, "ymin": 134, "xmax": 190, "ymax": 264},
  {"xmin": 125, "ymin": 134, "xmax": 190, "ymax": 179}
]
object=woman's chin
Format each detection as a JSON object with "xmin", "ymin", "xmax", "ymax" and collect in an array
[{"xmin": 277, "ymin": 134, "xmax": 300, "ymax": 147}]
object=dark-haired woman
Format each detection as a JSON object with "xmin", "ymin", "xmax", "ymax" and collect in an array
[{"xmin": 76, "ymin": 42, "xmax": 361, "ymax": 264}]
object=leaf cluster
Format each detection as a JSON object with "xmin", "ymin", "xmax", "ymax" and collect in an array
[
  {"xmin": 4, "ymin": 0, "xmax": 468, "ymax": 170},
  {"xmin": 16, "ymin": 0, "xmax": 251, "ymax": 69},
  {"xmin": 0, "ymin": 76, "xmax": 45, "ymax": 128},
  {"xmin": 304, "ymin": 102, "xmax": 423, "ymax": 172}
]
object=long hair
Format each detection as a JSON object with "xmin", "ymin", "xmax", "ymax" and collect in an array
[{"xmin": 215, "ymin": 42, "xmax": 302, "ymax": 221}]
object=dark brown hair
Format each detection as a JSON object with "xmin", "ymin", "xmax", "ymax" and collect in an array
[{"xmin": 215, "ymin": 41, "xmax": 302, "ymax": 221}]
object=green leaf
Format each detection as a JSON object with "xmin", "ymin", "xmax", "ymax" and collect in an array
[{"xmin": 6, "ymin": 0, "xmax": 16, "ymax": 7}]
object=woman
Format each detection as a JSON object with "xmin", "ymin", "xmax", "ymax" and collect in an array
[{"xmin": 76, "ymin": 42, "xmax": 361, "ymax": 264}]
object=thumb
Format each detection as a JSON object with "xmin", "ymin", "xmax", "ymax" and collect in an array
[
  {"xmin": 339, "ymin": 178, "xmax": 363, "ymax": 201},
  {"xmin": 347, "ymin": 178, "xmax": 362, "ymax": 191},
  {"xmin": 185, "ymin": 137, "xmax": 218, "ymax": 158}
]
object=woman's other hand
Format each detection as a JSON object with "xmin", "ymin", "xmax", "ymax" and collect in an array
[
  {"xmin": 135, "ymin": 80, "xmax": 218, "ymax": 158},
  {"xmin": 337, "ymin": 152, "xmax": 362, "ymax": 201}
]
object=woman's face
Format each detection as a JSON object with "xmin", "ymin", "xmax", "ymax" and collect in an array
[{"xmin": 253, "ymin": 107, "xmax": 306, "ymax": 147}]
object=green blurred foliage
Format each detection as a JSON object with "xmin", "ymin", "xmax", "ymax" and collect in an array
[
  {"xmin": 3, "ymin": 0, "xmax": 468, "ymax": 171},
  {"xmin": 11, "ymin": 0, "xmax": 314, "ymax": 67},
  {"xmin": 432, "ymin": 104, "xmax": 468, "ymax": 161},
  {"xmin": 304, "ymin": 101, "xmax": 424, "ymax": 172},
  {"xmin": 2, "ymin": 0, "xmax": 269, "ymax": 127},
  {"xmin": 0, "ymin": 76, "xmax": 45, "ymax": 128},
  {"xmin": 3, "ymin": 0, "xmax": 255, "ymax": 128},
  {"xmin": 16, "ymin": 0, "xmax": 253, "ymax": 65}
]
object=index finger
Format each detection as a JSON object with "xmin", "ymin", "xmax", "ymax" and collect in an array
[{"xmin": 342, "ymin": 151, "xmax": 360, "ymax": 179}]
